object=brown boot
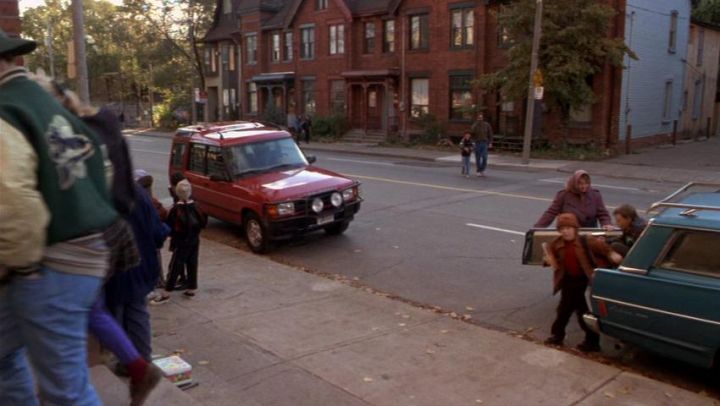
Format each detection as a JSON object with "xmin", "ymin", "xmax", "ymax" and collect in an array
[{"xmin": 130, "ymin": 363, "xmax": 163, "ymax": 406}]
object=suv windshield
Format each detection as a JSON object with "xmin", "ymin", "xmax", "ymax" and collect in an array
[{"xmin": 230, "ymin": 137, "xmax": 307, "ymax": 177}]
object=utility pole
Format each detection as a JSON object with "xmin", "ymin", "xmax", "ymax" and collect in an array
[
  {"xmin": 46, "ymin": 18, "xmax": 55, "ymax": 78},
  {"xmin": 521, "ymin": 0, "xmax": 543, "ymax": 165},
  {"xmin": 71, "ymin": 0, "xmax": 90, "ymax": 102}
]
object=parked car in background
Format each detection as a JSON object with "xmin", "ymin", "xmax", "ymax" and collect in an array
[
  {"xmin": 169, "ymin": 122, "xmax": 362, "ymax": 253},
  {"xmin": 583, "ymin": 183, "xmax": 720, "ymax": 370}
]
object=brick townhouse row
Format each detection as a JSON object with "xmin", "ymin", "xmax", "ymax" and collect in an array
[
  {"xmin": 204, "ymin": 0, "xmax": 529, "ymax": 141},
  {"xmin": 204, "ymin": 0, "xmax": 702, "ymax": 149}
]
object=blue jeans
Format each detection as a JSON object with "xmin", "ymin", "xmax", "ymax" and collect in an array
[
  {"xmin": 475, "ymin": 142, "xmax": 489, "ymax": 173},
  {"xmin": 461, "ymin": 155, "xmax": 471, "ymax": 175},
  {"xmin": 0, "ymin": 267, "xmax": 102, "ymax": 406},
  {"xmin": 108, "ymin": 298, "xmax": 152, "ymax": 361}
]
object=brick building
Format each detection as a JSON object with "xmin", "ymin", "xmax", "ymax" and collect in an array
[
  {"xmin": 0, "ymin": 0, "xmax": 21, "ymax": 35},
  {"xmin": 203, "ymin": 0, "xmax": 692, "ymax": 150},
  {"xmin": 203, "ymin": 0, "xmax": 521, "ymax": 139}
]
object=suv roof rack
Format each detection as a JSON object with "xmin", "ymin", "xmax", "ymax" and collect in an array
[{"xmin": 648, "ymin": 182, "xmax": 720, "ymax": 216}]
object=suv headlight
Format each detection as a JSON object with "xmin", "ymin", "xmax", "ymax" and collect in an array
[
  {"xmin": 330, "ymin": 192, "xmax": 343, "ymax": 208},
  {"xmin": 268, "ymin": 202, "xmax": 295, "ymax": 218},
  {"xmin": 342, "ymin": 187, "xmax": 358, "ymax": 202}
]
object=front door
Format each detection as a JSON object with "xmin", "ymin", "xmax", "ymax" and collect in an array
[
  {"xmin": 351, "ymin": 85, "xmax": 364, "ymax": 128},
  {"xmin": 366, "ymin": 85, "xmax": 385, "ymax": 130}
]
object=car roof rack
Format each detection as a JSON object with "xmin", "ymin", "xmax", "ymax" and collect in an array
[{"xmin": 648, "ymin": 182, "xmax": 720, "ymax": 216}]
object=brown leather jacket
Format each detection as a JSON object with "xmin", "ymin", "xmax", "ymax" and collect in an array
[{"xmin": 548, "ymin": 235, "xmax": 613, "ymax": 295}]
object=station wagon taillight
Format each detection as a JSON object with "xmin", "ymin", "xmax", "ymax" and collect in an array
[{"xmin": 598, "ymin": 300, "xmax": 608, "ymax": 317}]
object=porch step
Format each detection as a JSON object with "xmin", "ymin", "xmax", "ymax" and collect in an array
[
  {"xmin": 342, "ymin": 129, "xmax": 386, "ymax": 144},
  {"xmin": 91, "ymin": 365, "xmax": 195, "ymax": 405}
]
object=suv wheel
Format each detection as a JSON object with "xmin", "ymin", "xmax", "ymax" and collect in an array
[
  {"xmin": 325, "ymin": 221, "xmax": 349, "ymax": 236},
  {"xmin": 244, "ymin": 212, "xmax": 269, "ymax": 254}
]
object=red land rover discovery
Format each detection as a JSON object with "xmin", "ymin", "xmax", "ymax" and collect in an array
[{"xmin": 168, "ymin": 122, "xmax": 362, "ymax": 253}]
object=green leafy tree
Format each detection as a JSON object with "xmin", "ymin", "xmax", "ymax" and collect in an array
[
  {"xmin": 478, "ymin": 0, "xmax": 636, "ymax": 120},
  {"xmin": 693, "ymin": 0, "xmax": 720, "ymax": 26}
]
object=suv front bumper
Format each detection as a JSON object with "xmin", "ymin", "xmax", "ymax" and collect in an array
[{"xmin": 266, "ymin": 201, "xmax": 361, "ymax": 240}]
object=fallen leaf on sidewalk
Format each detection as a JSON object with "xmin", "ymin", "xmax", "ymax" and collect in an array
[
  {"xmin": 425, "ymin": 349, "xmax": 436, "ymax": 355},
  {"xmin": 462, "ymin": 314, "xmax": 472, "ymax": 321},
  {"xmin": 431, "ymin": 306, "xmax": 443, "ymax": 312},
  {"xmin": 449, "ymin": 312, "xmax": 458, "ymax": 318},
  {"xmin": 401, "ymin": 314, "xmax": 410, "ymax": 319},
  {"xmin": 524, "ymin": 327, "xmax": 535, "ymax": 334},
  {"xmin": 604, "ymin": 392, "xmax": 615, "ymax": 399},
  {"xmin": 398, "ymin": 323, "xmax": 407, "ymax": 327},
  {"xmin": 665, "ymin": 393, "xmax": 673, "ymax": 398},
  {"xmin": 392, "ymin": 246, "xmax": 399, "ymax": 249},
  {"xmin": 363, "ymin": 377, "xmax": 374, "ymax": 383},
  {"xmin": 395, "ymin": 312, "xmax": 402, "ymax": 316},
  {"xmin": 475, "ymin": 400, "xmax": 483, "ymax": 404},
  {"xmin": 198, "ymin": 360, "xmax": 210, "ymax": 366},
  {"xmin": 353, "ymin": 277, "xmax": 360, "ymax": 281},
  {"xmin": 371, "ymin": 327, "xmax": 380, "ymax": 331},
  {"xmin": 465, "ymin": 306, "xmax": 475, "ymax": 311},
  {"xmin": 440, "ymin": 330, "xmax": 449, "ymax": 334}
]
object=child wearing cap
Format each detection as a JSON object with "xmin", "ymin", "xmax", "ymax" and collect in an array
[
  {"xmin": 152, "ymin": 180, "xmax": 206, "ymax": 303},
  {"xmin": 543, "ymin": 213, "xmax": 623, "ymax": 352}
]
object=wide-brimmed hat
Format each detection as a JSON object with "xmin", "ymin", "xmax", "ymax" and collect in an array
[{"xmin": 0, "ymin": 29, "xmax": 37, "ymax": 58}]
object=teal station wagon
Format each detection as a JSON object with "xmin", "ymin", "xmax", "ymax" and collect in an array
[{"xmin": 584, "ymin": 183, "xmax": 720, "ymax": 369}]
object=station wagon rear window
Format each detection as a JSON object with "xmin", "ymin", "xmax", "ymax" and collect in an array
[{"xmin": 657, "ymin": 230, "xmax": 720, "ymax": 277}]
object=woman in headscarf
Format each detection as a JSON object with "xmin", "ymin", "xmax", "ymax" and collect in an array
[{"xmin": 535, "ymin": 170, "xmax": 613, "ymax": 229}]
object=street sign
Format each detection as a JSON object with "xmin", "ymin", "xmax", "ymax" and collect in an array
[
  {"xmin": 194, "ymin": 88, "xmax": 208, "ymax": 104},
  {"xmin": 534, "ymin": 86, "xmax": 544, "ymax": 100}
]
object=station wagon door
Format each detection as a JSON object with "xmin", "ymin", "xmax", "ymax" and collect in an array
[{"xmin": 591, "ymin": 227, "xmax": 720, "ymax": 368}]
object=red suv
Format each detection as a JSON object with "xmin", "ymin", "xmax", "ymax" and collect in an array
[{"xmin": 169, "ymin": 122, "xmax": 361, "ymax": 253}]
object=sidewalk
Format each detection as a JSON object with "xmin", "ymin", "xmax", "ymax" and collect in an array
[
  {"xmin": 126, "ymin": 128, "xmax": 720, "ymax": 184},
  {"xmin": 148, "ymin": 238, "xmax": 717, "ymax": 406}
]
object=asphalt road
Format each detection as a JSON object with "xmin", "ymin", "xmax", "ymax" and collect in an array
[{"xmin": 127, "ymin": 134, "xmax": 718, "ymax": 396}]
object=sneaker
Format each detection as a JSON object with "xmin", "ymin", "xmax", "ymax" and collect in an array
[
  {"xmin": 576, "ymin": 341, "xmax": 601, "ymax": 353},
  {"xmin": 544, "ymin": 336, "xmax": 564, "ymax": 346},
  {"xmin": 183, "ymin": 290, "xmax": 196, "ymax": 297},
  {"xmin": 150, "ymin": 295, "xmax": 170, "ymax": 305},
  {"xmin": 130, "ymin": 363, "xmax": 163, "ymax": 406}
]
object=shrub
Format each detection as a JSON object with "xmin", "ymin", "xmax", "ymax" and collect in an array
[
  {"xmin": 311, "ymin": 114, "xmax": 349, "ymax": 139},
  {"xmin": 410, "ymin": 110, "xmax": 446, "ymax": 144}
]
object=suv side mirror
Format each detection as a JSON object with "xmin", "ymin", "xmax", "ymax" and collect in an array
[
  {"xmin": 306, "ymin": 155, "xmax": 317, "ymax": 164},
  {"xmin": 209, "ymin": 174, "xmax": 230, "ymax": 182}
]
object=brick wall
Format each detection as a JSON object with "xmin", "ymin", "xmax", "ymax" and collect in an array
[{"xmin": 0, "ymin": 0, "xmax": 21, "ymax": 35}]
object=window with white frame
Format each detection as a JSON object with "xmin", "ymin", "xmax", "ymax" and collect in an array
[
  {"xmin": 410, "ymin": 78, "xmax": 429, "ymax": 117},
  {"xmin": 302, "ymin": 79, "xmax": 316, "ymax": 114},
  {"xmin": 316, "ymin": 0, "xmax": 327, "ymax": 10},
  {"xmin": 301, "ymin": 27, "xmax": 315, "ymax": 59},
  {"xmin": 364, "ymin": 22, "xmax": 375, "ymax": 54},
  {"xmin": 248, "ymin": 82, "xmax": 258, "ymax": 114},
  {"xmin": 284, "ymin": 32, "xmax": 293, "ymax": 61},
  {"xmin": 409, "ymin": 14, "xmax": 429, "ymax": 50},
  {"xmin": 246, "ymin": 34, "xmax": 257, "ymax": 64},
  {"xmin": 329, "ymin": 24, "xmax": 345, "ymax": 55},
  {"xmin": 668, "ymin": 10, "xmax": 678, "ymax": 53},
  {"xmin": 383, "ymin": 20, "xmax": 395, "ymax": 53},
  {"xmin": 271, "ymin": 31, "xmax": 281, "ymax": 62},
  {"xmin": 451, "ymin": 7, "xmax": 474, "ymax": 48}
]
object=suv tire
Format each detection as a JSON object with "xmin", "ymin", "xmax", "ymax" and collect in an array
[
  {"xmin": 244, "ymin": 212, "xmax": 270, "ymax": 254},
  {"xmin": 325, "ymin": 221, "xmax": 349, "ymax": 236}
]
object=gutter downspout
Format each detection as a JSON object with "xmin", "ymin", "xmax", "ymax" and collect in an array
[{"xmin": 401, "ymin": 13, "xmax": 407, "ymax": 140}]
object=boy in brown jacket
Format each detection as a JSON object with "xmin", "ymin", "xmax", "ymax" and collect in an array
[{"xmin": 543, "ymin": 213, "xmax": 623, "ymax": 352}]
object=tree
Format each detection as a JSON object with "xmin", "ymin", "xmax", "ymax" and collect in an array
[
  {"xmin": 478, "ymin": 0, "xmax": 636, "ymax": 120},
  {"xmin": 693, "ymin": 0, "xmax": 720, "ymax": 26}
]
